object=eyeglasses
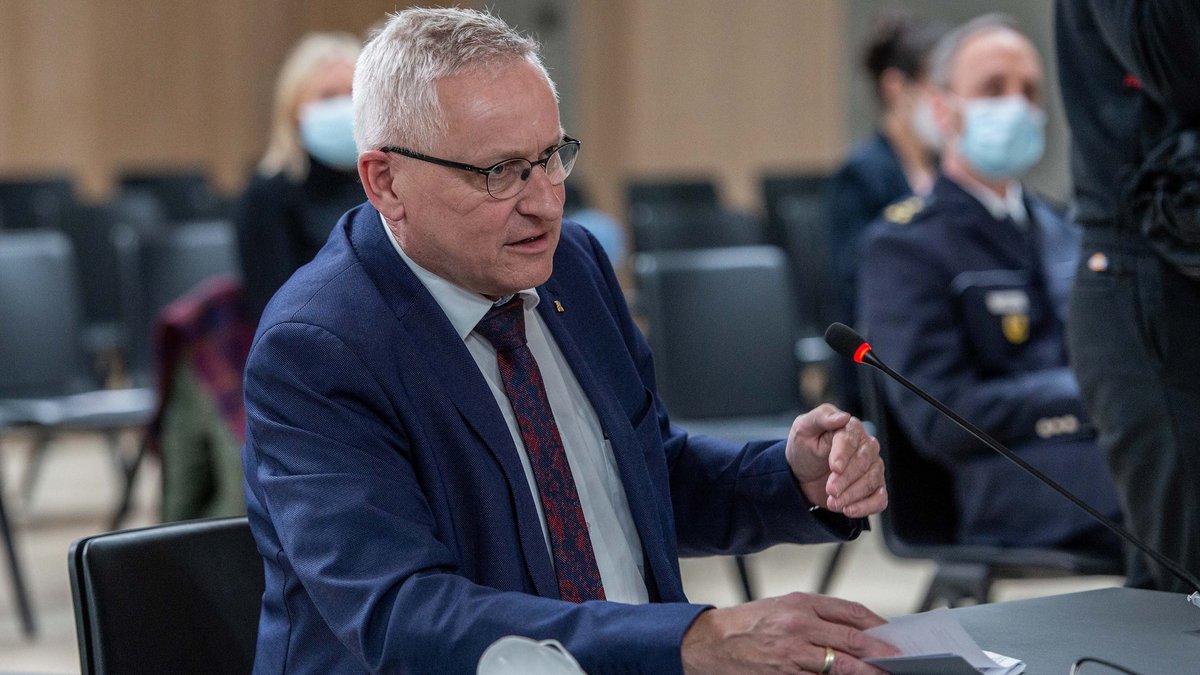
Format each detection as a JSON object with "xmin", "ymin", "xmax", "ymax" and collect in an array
[{"xmin": 381, "ymin": 136, "xmax": 580, "ymax": 200}]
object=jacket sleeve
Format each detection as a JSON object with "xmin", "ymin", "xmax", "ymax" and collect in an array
[
  {"xmin": 244, "ymin": 320, "xmax": 709, "ymax": 675},
  {"xmin": 858, "ymin": 226, "xmax": 1089, "ymax": 460}
]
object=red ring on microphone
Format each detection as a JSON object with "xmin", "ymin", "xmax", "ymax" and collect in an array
[{"xmin": 853, "ymin": 343, "xmax": 872, "ymax": 364}]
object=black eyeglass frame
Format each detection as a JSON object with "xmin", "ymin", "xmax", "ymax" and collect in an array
[{"xmin": 380, "ymin": 136, "xmax": 580, "ymax": 199}]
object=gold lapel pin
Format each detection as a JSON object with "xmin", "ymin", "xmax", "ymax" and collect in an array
[{"xmin": 554, "ymin": 300, "xmax": 565, "ymax": 313}]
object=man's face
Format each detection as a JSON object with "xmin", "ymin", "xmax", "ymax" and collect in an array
[
  {"xmin": 388, "ymin": 60, "xmax": 565, "ymax": 299},
  {"xmin": 943, "ymin": 28, "xmax": 1043, "ymax": 132}
]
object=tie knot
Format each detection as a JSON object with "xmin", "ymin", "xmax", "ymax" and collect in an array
[{"xmin": 475, "ymin": 297, "xmax": 527, "ymax": 352}]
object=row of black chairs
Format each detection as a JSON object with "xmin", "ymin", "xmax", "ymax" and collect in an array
[
  {"xmin": 0, "ymin": 171, "xmax": 230, "ymax": 234},
  {"xmin": 0, "ymin": 220, "xmax": 241, "ymax": 636},
  {"xmin": 625, "ymin": 174, "xmax": 836, "ymax": 335}
]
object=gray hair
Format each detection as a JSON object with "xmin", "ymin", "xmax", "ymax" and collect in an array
[
  {"xmin": 927, "ymin": 13, "xmax": 1022, "ymax": 90},
  {"xmin": 353, "ymin": 7, "xmax": 556, "ymax": 153}
]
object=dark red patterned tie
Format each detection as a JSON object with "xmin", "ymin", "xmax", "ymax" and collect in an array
[{"xmin": 475, "ymin": 297, "xmax": 605, "ymax": 603}]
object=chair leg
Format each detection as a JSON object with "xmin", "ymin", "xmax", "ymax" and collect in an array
[
  {"xmin": 734, "ymin": 555, "xmax": 755, "ymax": 601},
  {"xmin": 816, "ymin": 542, "xmax": 847, "ymax": 595},
  {"xmin": 109, "ymin": 433, "xmax": 148, "ymax": 531},
  {"xmin": 17, "ymin": 429, "xmax": 51, "ymax": 509},
  {"xmin": 920, "ymin": 562, "xmax": 993, "ymax": 611},
  {"xmin": 0, "ymin": 472, "xmax": 36, "ymax": 637}
]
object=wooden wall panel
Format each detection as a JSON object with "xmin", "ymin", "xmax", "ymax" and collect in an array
[
  {"xmin": 0, "ymin": 0, "xmax": 842, "ymax": 213},
  {"xmin": 577, "ymin": 0, "xmax": 845, "ymax": 216},
  {"xmin": 0, "ymin": 0, "xmax": 441, "ymax": 201}
]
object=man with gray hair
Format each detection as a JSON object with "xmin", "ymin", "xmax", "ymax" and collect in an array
[
  {"xmin": 858, "ymin": 15, "xmax": 1122, "ymax": 554},
  {"xmin": 243, "ymin": 7, "xmax": 896, "ymax": 674}
]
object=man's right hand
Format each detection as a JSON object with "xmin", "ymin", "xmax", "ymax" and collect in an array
[{"xmin": 680, "ymin": 592, "xmax": 898, "ymax": 674}]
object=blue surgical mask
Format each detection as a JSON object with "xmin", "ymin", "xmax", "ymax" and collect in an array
[
  {"xmin": 299, "ymin": 96, "xmax": 358, "ymax": 170},
  {"xmin": 958, "ymin": 95, "xmax": 1045, "ymax": 179}
]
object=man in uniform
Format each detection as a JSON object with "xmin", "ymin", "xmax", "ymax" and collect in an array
[{"xmin": 857, "ymin": 14, "xmax": 1122, "ymax": 551}]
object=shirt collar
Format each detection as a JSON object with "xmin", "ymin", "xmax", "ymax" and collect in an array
[
  {"xmin": 379, "ymin": 213, "xmax": 539, "ymax": 340},
  {"xmin": 956, "ymin": 176, "xmax": 1029, "ymax": 227}
]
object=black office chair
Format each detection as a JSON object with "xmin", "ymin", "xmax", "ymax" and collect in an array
[
  {"xmin": 629, "ymin": 203, "xmax": 764, "ymax": 252},
  {"xmin": 627, "ymin": 178, "xmax": 719, "ymax": 211},
  {"xmin": 109, "ymin": 219, "xmax": 241, "ymax": 528},
  {"xmin": 0, "ymin": 412, "xmax": 35, "ymax": 637},
  {"xmin": 635, "ymin": 245, "xmax": 801, "ymax": 424},
  {"xmin": 0, "ymin": 230, "xmax": 155, "ymax": 512},
  {"xmin": 118, "ymin": 169, "xmax": 224, "ymax": 222},
  {"xmin": 860, "ymin": 369, "xmax": 1125, "ymax": 610},
  {"xmin": 635, "ymin": 245, "xmax": 804, "ymax": 600},
  {"xmin": 69, "ymin": 516, "xmax": 264, "ymax": 675},
  {"xmin": 760, "ymin": 173, "xmax": 826, "ymax": 246},
  {"xmin": 0, "ymin": 176, "xmax": 75, "ymax": 231},
  {"xmin": 116, "ymin": 219, "xmax": 241, "ymax": 383},
  {"xmin": 759, "ymin": 173, "xmax": 835, "ymax": 337},
  {"xmin": 60, "ymin": 198, "xmax": 168, "ymax": 377}
]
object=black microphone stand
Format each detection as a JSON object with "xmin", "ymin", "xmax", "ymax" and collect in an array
[{"xmin": 825, "ymin": 323, "xmax": 1200, "ymax": 608}]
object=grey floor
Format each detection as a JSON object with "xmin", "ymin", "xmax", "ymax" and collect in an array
[{"xmin": 0, "ymin": 429, "xmax": 1122, "ymax": 674}]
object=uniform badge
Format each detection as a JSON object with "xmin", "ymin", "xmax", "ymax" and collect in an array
[
  {"xmin": 1002, "ymin": 313, "xmax": 1029, "ymax": 344},
  {"xmin": 884, "ymin": 196, "xmax": 924, "ymax": 225}
]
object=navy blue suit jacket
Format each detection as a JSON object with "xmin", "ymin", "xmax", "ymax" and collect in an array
[
  {"xmin": 242, "ymin": 203, "xmax": 861, "ymax": 674},
  {"xmin": 858, "ymin": 178, "xmax": 1121, "ymax": 548}
]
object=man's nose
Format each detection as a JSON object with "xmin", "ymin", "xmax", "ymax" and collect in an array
[{"xmin": 516, "ymin": 164, "xmax": 563, "ymax": 218}]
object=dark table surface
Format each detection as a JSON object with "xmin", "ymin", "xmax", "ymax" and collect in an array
[{"xmin": 948, "ymin": 587, "xmax": 1200, "ymax": 673}]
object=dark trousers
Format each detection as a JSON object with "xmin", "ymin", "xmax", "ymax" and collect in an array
[{"xmin": 1068, "ymin": 228, "xmax": 1200, "ymax": 593}]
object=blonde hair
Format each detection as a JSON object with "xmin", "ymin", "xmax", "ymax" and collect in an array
[
  {"xmin": 353, "ymin": 7, "xmax": 554, "ymax": 153},
  {"xmin": 259, "ymin": 32, "xmax": 362, "ymax": 180}
]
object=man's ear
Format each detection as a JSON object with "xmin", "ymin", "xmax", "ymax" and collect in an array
[
  {"xmin": 931, "ymin": 88, "xmax": 958, "ymax": 140},
  {"xmin": 359, "ymin": 150, "xmax": 405, "ymax": 221}
]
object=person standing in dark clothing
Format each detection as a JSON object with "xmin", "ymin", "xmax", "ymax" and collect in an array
[
  {"xmin": 1056, "ymin": 0, "xmax": 1200, "ymax": 592},
  {"xmin": 235, "ymin": 32, "xmax": 366, "ymax": 321}
]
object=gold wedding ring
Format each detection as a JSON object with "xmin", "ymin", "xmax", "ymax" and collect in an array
[{"xmin": 821, "ymin": 645, "xmax": 835, "ymax": 674}]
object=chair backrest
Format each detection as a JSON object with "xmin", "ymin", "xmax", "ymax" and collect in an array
[
  {"xmin": 630, "ymin": 204, "xmax": 763, "ymax": 252},
  {"xmin": 118, "ymin": 169, "xmax": 221, "ymax": 222},
  {"xmin": 760, "ymin": 173, "xmax": 827, "ymax": 248},
  {"xmin": 760, "ymin": 173, "xmax": 835, "ymax": 335},
  {"xmin": 118, "ymin": 219, "xmax": 241, "ymax": 379},
  {"xmin": 0, "ymin": 176, "xmax": 75, "ymax": 231},
  {"xmin": 859, "ymin": 368, "xmax": 958, "ymax": 552},
  {"xmin": 69, "ymin": 516, "xmax": 264, "ymax": 675},
  {"xmin": 0, "ymin": 229, "xmax": 91, "ymax": 397},
  {"xmin": 635, "ymin": 245, "xmax": 800, "ymax": 418},
  {"xmin": 627, "ymin": 178, "xmax": 718, "ymax": 210}
]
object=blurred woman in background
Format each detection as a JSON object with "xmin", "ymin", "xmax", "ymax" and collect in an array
[
  {"xmin": 235, "ymin": 32, "xmax": 364, "ymax": 321},
  {"xmin": 156, "ymin": 32, "xmax": 363, "ymax": 522},
  {"xmin": 823, "ymin": 12, "xmax": 947, "ymax": 414}
]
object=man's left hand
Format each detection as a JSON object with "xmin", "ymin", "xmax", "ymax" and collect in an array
[{"xmin": 785, "ymin": 404, "xmax": 887, "ymax": 519}]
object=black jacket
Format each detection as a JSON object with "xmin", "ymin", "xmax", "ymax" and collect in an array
[{"xmin": 1056, "ymin": 0, "xmax": 1200, "ymax": 228}]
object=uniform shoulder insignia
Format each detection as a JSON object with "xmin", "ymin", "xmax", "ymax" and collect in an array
[{"xmin": 883, "ymin": 195, "xmax": 925, "ymax": 225}]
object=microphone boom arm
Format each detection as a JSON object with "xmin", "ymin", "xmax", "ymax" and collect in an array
[{"xmin": 824, "ymin": 322, "xmax": 1200, "ymax": 606}]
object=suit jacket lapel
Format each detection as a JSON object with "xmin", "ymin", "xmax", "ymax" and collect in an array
[
  {"xmin": 347, "ymin": 207, "xmax": 559, "ymax": 598},
  {"xmin": 536, "ymin": 279, "xmax": 677, "ymax": 599}
]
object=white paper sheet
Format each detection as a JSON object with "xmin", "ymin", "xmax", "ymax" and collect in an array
[{"xmin": 865, "ymin": 608, "xmax": 1024, "ymax": 675}]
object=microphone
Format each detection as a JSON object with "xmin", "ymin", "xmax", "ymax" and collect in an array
[{"xmin": 824, "ymin": 322, "xmax": 1200, "ymax": 608}]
